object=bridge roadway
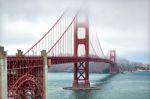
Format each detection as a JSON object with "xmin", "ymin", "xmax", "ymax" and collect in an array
[
  {"xmin": 7, "ymin": 56, "xmax": 115, "ymax": 67},
  {"xmin": 48, "ymin": 56, "xmax": 114, "ymax": 65}
]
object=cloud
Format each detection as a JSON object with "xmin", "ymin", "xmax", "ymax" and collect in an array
[{"xmin": 1, "ymin": 0, "xmax": 150, "ymax": 63}]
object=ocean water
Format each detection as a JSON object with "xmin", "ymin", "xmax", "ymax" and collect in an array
[{"xmin": 48, "ymin": 72, "xmax": 150, "ymax": 99}]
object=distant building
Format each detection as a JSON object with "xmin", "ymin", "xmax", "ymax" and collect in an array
[{"xmin": 144, "ymin": 64, "xmax": 150, "ymax": 70}]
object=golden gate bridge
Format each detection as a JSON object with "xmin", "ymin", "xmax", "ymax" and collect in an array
[{"xmin": 0, "ymin": 10, "xmax": 119, "ymax": 99}]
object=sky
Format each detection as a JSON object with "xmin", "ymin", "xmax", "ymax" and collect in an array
[{"xmin": 0, "ymin": 0, "xmax": 150, "ymax": 63}]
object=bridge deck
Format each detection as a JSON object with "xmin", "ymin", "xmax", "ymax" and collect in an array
[
  {"xmin": 7, "ymin": 56, "xmax": 115, "ymax": 67},
  {"xmin": 48, "ymin": 57, "xmax": 114, "ymax": 65}
]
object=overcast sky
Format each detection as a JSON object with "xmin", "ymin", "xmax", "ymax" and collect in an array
[{"xmin": 0, "ymin": 0, "xmax": 150, "ymax": 63}]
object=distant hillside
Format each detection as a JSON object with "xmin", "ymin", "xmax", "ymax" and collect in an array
[
  {"xmin": 48, "ymin": 62, "xmax": 110, "ymax": 73},
  {"xmin": 117, "ymin": 57, "xmax": 143, "ymax": 68}
]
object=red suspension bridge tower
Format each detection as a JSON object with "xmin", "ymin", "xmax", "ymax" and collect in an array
[
  {"xmin": 73, "ymin": 16, "xmax": 90, "ymax": 88},
  {"xmin": 109, "ymin": 50, "xmax": 118, "ymax": 73}
]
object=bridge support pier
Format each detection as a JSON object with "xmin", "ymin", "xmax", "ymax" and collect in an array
[
  {"xmin": 41, "ymin": 50, "xmax": 48, "ymax": 99},
  {"xmin": 0, "ymin": 46, "xmax": 8, "ymax": 99},
  {"xmin": 109, "ymin": 65, "xmax": 119, "ymax": 74},
  {"xmin": 109, "ymin": 65, "xmax": 115, "ymax": 74},
  {"xmin": 73, "ymin": 63, "xmax": 78, "ymax": 88},
  {"xmin": 72, "ymin": 61, "xmax": 90, "ymax": 88},
  {"xmin": 84, "ymin": 62, "xmax": 90, "ymax": 88}
]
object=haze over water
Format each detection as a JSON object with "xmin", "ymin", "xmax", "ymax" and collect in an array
[{"xmin": 48, "ymin": 72, "xmax": 150, "ymax": 99}]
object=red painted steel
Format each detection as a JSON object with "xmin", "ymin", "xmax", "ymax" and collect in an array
[
  {"xmin": 72, "ymin": 16, "xmax": 90, "ymax": 88},
  {"xmin": 24, "ymin": 11, "xmax": 67, "ymax": 55},
  {"xmin": 47, "ymin": 57, "xmax": 115, "ymax": 65},
  {"xmin": 109, "ymin": 50, "xmax": 118, "ymax": 73},
  {"xmin": 46, "ymin": 14, "xmax": 77, "ymax": 54},
  {"xmin": 7, "ymin": 56, "xmax": 44, "ymax": 99},
  {"xmin": 109, "ymin": 50, "xmax": 116, "ymax": 63},
  {"xmin": 7, "ymin": 56, "xmax": 116, "ymax": 98}
]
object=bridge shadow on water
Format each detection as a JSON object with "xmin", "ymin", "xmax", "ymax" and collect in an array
[{"xmin": 94, "ymin": 74, "xmax": 116, "ymax": 87}]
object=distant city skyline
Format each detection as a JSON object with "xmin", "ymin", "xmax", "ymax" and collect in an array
[{"xmin": 0, "ymin": 0, "xmax": 150, "ymax": 63}]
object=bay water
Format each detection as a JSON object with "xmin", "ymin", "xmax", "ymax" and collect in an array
[{"xmin": 48, "ymin": 72, "xmax": 150, "ymax": 99}]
